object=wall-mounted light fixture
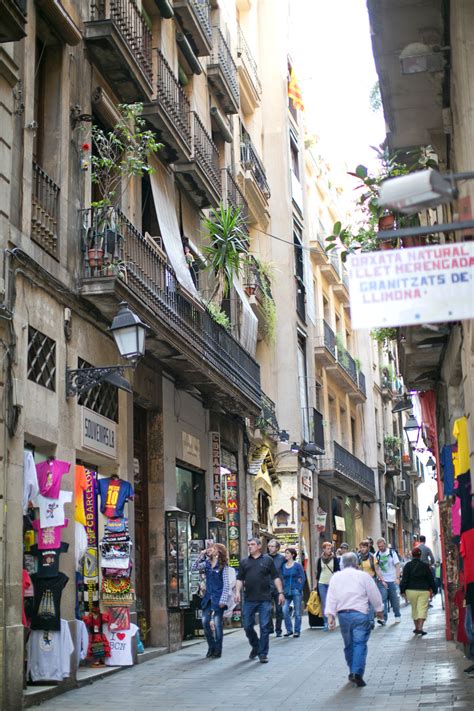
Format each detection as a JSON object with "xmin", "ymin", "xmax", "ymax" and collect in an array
[
  {"xmin": 66, "ymin": 302, "xmax": 148, "ymax": 398},
  {"xmin": 403, "ymin": 413, "xmax": 421, "ymax": 448}
]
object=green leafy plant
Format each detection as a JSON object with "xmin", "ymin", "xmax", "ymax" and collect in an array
[
  {"xmin": 384, "ymin": 434, "xmax": 401, "ymax": 466},
  {"xmin": 371, "ymin": 327, "xmax": 397, "ymax": 343},
  {"xmin": 206, "ymin": 301, "xmax": 231, "ymax": 331},
  {"xmin": 251, "ymin": 256, "xmax": 277, "ymax": 345},
  {"xmin": 354, "ymin": 357, "xmax": 361, "ymax": 372},
  {"xmin": 202, "ymin": 204, "xmax": 249, "ymax": 307},
  {"xmin": 335, "ymin": 333, "xmax": 350, "ymax": 369}
]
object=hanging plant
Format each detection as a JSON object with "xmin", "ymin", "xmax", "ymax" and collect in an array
[
  {"xmin": 371, "ymin": 327, "xmax": 397, "ymax": 343},
  {"xmin": 206, "ymin": 301, "xmax": 231, "ymax": 331},
  {"xmin": 251, "ymin": 256, "xmax": 277, "ymax": 345}
]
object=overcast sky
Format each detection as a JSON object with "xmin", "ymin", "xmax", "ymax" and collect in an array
[{"xmin": 290, "ymin": 0, "xmax": 386, "ymax": 177}]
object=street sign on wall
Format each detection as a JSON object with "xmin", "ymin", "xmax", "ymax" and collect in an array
[{"xmin": 347, "ymin": 242, "xmax": 474, "ymax": 329}]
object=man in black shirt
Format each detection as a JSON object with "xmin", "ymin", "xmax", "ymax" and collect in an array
[{"xmin": 235, "ymin": 537, "xmax": 284, "ymax": 663}]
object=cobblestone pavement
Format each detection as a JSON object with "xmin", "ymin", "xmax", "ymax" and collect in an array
[{"xmin": 38, "ymin": 599, "xmax": 474, "ymax": 710}]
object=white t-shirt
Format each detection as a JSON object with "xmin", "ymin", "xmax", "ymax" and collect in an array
[
  {"xmin": 104, "ymin": 624, "xmax": 138, "ymax": 666},
  {"xmin": 75, "ymin": 522, "xmax": 88, "ymax": 572},
  {"xmin": 27, "ymin": 619, "xmax": 74, "ymax": 681},
  {"xmin": 35, "ymin": 490, "xmax": 72, "ymax": 528},
  {"xmin": 23, "ymin": 450, "xmax": 39, "ymax": 514},
  {"xmin": 376, "ymin": 548, "xmax": 400, "ymax": 582}
]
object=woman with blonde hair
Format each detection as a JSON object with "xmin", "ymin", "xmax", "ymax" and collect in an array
[{"xmin": 192, "ymin": 543, "xmax": 230, "ymax": 657}]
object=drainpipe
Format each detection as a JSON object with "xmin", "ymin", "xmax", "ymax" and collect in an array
[
  {"xmin": 176, "ymin": 32, "xmax": 202, "ymax": 75},
  {"xmin": 156, "ymin": 0, "xmax": 174, "ymax": 19}
]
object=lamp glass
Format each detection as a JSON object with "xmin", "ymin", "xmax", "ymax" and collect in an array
[
  {"xmin": 290, "ymin": 442, "xmax": 300, "ymax": 453},
  {"xmin": 109, "ymin": 302, "xmax": 147, "ymax": 361},
  {"xmin": 403, "ymin": 414, "xmax": 420, "ymax": 446}
]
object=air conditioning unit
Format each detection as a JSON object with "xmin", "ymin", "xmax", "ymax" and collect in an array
[{"xmin": 397, "ymin": 479, "xmax": 407, "ymax": 492}]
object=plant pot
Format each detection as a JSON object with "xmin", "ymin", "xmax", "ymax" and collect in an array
[
  {"xmin": 401, "ymin": 235, "xmax": 423, "ymax": 248},
  {"xmin": 88, "ymin": 247, "xmax": 104, "ymax": 268},
  {"xmin": 378, "ymin": 213, "xmax": 395, "ymax": 231},
  {"xmin": 402, "ymin": 454, "xmax": 411, "ymax": 464}
]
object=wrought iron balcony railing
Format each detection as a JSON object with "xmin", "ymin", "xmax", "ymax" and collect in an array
[
  {"xmin": 186, "ymin": 0, "xmax": 212, "ymax": 44},
  {"xmin": 191, "ymin": 111, "xmax": 221, "ymax": 197},
  {"xmin": 223, "ymin": 168, "xmax": 249, "ymax": 225},
  {"xmin": 332, "ymin": 441, "xmax": 376, "ymax": 494},
  {"xmin": 209, "ymin": 27, "xmax": 240, "ymax": 110},
  {"xmin": 155, "ymin": 48, "xmax": 191, "ymax": 150},
  {"xmin": 81, "ymin": 207, "xmax": 260, "ymax": 406},
  {"xmin": 240, "ymin": 137, "xmax": 271, "ymax": 199},
  {"xmin": 31, "ymin": 162, "xmax": 60, "ymax": 259},
  {"xmin": 256, "ymin": 392, "xmax": 279, "ymax": 435},
  {"xmin": 244, "ymin": 256, "xmax": 272, "ymax": 303},
  {"xmin": 90, "ymin": 0, "xmax": 152, "ymax": 84},
  {"xmin": 322, "ymin": 319, "xmax": 336, "ymax": 357},
  {"xmin": 237, "ymin": 24, "xmax": 262, "ymax": 95}
]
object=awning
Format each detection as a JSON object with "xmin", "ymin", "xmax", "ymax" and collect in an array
[
  {"xmin": 149, "ymin": 159, "xmax": 201, "ymax": 301},
  {"xmin": 233, "ymin": 276, "xmax": 258, "ymax": 357}
]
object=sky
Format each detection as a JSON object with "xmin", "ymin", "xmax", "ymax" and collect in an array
[{"xmin": 290, "ymin": 0, "xmax": 386, "ymax": 180}]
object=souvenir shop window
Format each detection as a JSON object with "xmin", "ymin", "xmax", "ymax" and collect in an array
[
  {"xmin": 77, "ymin": 358, "xmax": 118, "ymax": 422},
  {"xmin": 27, "ymin": 326, "xmax": 56, "ymax": 391},
  {"xmin": 176, "ymin": 466, "xmax": 205, "ymax": 539}
]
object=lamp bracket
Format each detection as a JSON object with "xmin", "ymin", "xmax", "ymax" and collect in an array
[{"xmin": 66, "ymin": 365, "xmax": 133, "ymax": 398}]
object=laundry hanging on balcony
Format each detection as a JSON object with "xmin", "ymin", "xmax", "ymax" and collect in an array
[
  {"xmin": 233, "ymin": 276, "xmax": 258, "ymax": 357},
  {"xmin": 149, "ymin": 159, "xmax": 201, "ymax": 301}
]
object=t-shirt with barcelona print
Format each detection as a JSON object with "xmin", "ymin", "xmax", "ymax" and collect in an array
[{"xmin": 98, "ymin": 477, "xmax": 134, "ymax": 519}]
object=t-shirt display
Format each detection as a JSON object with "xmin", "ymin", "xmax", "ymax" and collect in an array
[
  {"xmin": 32, "ymin": 519, "xmax": 69, "ymax": 550},
  {"xmin": 104, "ymin": 623, "xmax": 138, "ymax": 666},
  {"xmin": 453, "ymin": 416, "xmax": 470, "ymax": 476},
  {"xmin": 30, "ymin": 572, "xmax": 69, "ymax": 631},
  {"xmin": 31, "ymin": 542, "xmax": 69, "ymax": 578},
  {"xmin": 75, "ymin": 465, "xmax": 88, "ymax": 526},
  {"xmin": 440, "ymin": 444, "xmax": 455, "ymax": 496},
  {"xmin": 35, "ymin": 491, "xmax": 72, "ymax": 528},
  {"xmin": 460, "ymin": 529, "xmax": 474, "ymax": 584},
  {"xmin": 375, "ymin": 549, "xmax": 400, "ymax": 582},
  {"xmin": 23, "ymin": 451, "xmax": 39, "ymax": 515},
  {"xmin": 98, "ymin": 477, "xmax": 134, "ymax": 518},
  {"xmin": 36, "ymin": 460, "xmax": 71, "ymax": 499},
  {"xmin": 27, "ymin": 619, "xmax": 74, "ymax": 682}
]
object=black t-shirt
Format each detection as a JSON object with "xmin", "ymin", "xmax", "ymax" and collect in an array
[
  {"xmin": 237, "ymin": 554, "xmax": 279, "ymax": 601},
  {"xmin": 31, "ymin": 542, "xmax": 69, "ymax": 578},
  {"xmin": 31, "ymin": 572, "xmax": 68, "ymax": 631}
]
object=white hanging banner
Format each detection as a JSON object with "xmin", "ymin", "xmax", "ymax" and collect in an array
[{"xmin": 347, "ymin": 243, "xmax": 474, "ymax": 329}]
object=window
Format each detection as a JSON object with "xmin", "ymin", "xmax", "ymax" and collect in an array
[
  {"xmin": 290, "ymin": 133, "xmax": 300, "ymax": 180},
  {"xmin": 257, "ymin": 489, "xmax": 270, "ymax": 527},
  {"xmin": 293, "ymin": 223, "xmax": 305, "ymax": 321},
  {"xmin": 77, "ymin": 358, "xmax": 119, "ymax": 423},
  {"xmin": 27, "ymin": 327, "xmax": 56, "ymax": 391},
  {"xmin": 176, "ymin": 466, "xmax": 206, "ymax": 539},
  {"xmin": 297, "ymin": 335, "xmax": 310, "ymax": 441}
]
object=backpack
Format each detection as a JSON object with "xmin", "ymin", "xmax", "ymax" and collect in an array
[{"xmin": 223, "ymin": 566, "xmax": 237, "ymax": 618}]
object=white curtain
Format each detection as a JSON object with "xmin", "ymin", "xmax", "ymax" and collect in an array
[
  {"xmin": 303, "ymin": 248, "xmax": 316, "ymax": 325},
  {"xmin": 233, "ymin": 276, "xmax": 258, "ymax": 357},
  {"xmin": 149, "ymin": 160, "xmax": 200, "ymax": 299}
]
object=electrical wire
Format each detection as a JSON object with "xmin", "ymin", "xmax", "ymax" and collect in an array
[{"xmin": 252, "ymin": 225, "xmax": 319, "ymax": 252}]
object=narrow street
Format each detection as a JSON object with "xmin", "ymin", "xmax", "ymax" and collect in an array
[{"xmin": 36, "ymin": 600, "xmax": 473, "ymax": 710}]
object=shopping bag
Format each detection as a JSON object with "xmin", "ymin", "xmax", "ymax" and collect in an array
[{"xmin": 306, "ymin": 589, "xmax": 322, "ymax": 617}]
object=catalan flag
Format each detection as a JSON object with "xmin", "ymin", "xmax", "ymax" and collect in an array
[{"xmin": 288, "ymin": 67, "xmax": 305, "ymax": 112}]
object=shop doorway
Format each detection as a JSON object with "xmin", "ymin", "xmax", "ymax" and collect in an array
[
  {"xmin": 300, "ymin": 496, "xmax": 313, "ymax": 593},
  {"xmin": 133, "ymin": 404, "xmax": 151, "ymax": 646}
]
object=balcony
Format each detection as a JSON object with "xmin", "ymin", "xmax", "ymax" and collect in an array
[
  {"xmin": 79, "ymin": 207, "xmax": 261, "ymax": 416},
  {"xmin": 320, "ymin": 441, "xmax": 376, "ymax": 497},
  {"xmin": 244, "ymin": 256, "xmax": 273, "ymax": 340},
  {"xmin": 237, "ymin": 136, "xmax": 270, "ymax": 227},
  {"xmin": 84, "ymin": 0, "xmax": 153, "ymax": 102},
  {"xmin": 255, "ymin": 392, "xmax": 279, "ymax": 440},
  {"xmin": 314, "ymin": 319, "xmax": 336, "ymax": 366},
  {"xmin": 31, "ymin": 162, "xmax": 60, "ymax": 259},
  {"xmin": 174, "ymin": 111, "xmax": 221, "ymax": 208},
  {"xmin": 320, "ymin": 249, "xmax": 340, "ymax": 285},
  {"xmin": 222, "ymin": 168, "xmax": 249, "ymax": 227},
  {"xmin": 310, "ymin": 231, "xmax": 329, "ymax": 266},
  {"xmin": 173, "ymin": 0, "xmax": 212, "ymax": 56},
  {"xmin": 0, "ymin": 0, "xmax": 27, "ymax": 42},
  {"xmin": 380, "ymin": 371, "xmax": 393, "ymax": 402},
  {"xmin": 142, "ymin": 49, "xmax": 191, "ymax": 163},
  {"xmin": 333, "ymin": 266, "xmax": 350, "ymax": 306},
  {"xmin": 207, "ymin": 27, "xmax": 240, "ymax": 114},
  {"xmin": 314, "ymin": 321, "xmax": 366, "ymax": 401},
  {"xmin": 236, "ymin": 25, "xmax": 261, "ymax": 114}
]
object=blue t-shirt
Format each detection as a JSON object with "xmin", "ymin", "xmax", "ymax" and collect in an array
[
  {"xmin": 98, "ymin": 477, "xmax": 134, "ymax": 518},
  {"xmin": 440, "ymin": 444, "xmax": 455, "ymax": 496},
  {"xmin": 281, "ymin": 562, "xmax": 305, "ymax": 595}
]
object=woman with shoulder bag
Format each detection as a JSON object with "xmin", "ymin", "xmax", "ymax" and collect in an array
[
  {"xmin": 281, "ymin": 548, "xmax": 306, "ymax": 638},
  {"xmin": 191, "ymin": 543, "xmax": 230, "ymax": 658},
  {"xmin": 316, "ymin": 541, "xmax": 340, "ymax": 630}
]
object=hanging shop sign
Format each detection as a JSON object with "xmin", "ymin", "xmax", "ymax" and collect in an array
[
  {"xmin": 347, "ymin": 242, "xmax": 474, "ymax": 329},
  {"xmin": 182, "ymin": 431, "xmax": 201, "ymax": 468},
  {"xmin": 315, "ymin": 508, "xmax": 327, "ymax": 533},
  {"xmin": 81, "ymin": 407, "xmax": 117, "ymax": 459},
  {"xmin": 210, "ymin": 432, "xmax": 221, "ymax": 501},
  {"xmin": 334, "ymin": 515, "xmax": 346, "ymax": 532},
  {"xmin": 226, "ymin": 472, "xmax": 240, "ymax": 568},
  {"xmin": 300, "ymin": 467, "xmax": 313, "ymax": 499}
]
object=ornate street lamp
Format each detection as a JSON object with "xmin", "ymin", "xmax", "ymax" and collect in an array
[
  {"xmin": 403, "ymin": 413, "xmax": 421, "ymax": 448},
  {"xmin": 66, "ymin": 302, "xmax": 148, "ymax": 398}
]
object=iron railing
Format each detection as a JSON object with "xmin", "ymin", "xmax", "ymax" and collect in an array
[
  {"xmin": 237, "ymin": 25, "xmax": 262, "ymax": 95},
  {"xmin": 322, "ymin": 320, "xmax": 336, "ymax": 357},
  {"xmin": 191, "ymin": 111, "xmax": 221, "ymax": 198},
  {"xmin": 258, "ymin": 392, "xmax": 279, "ymax": 434},
  {"xmin": 13, "ymin": 0, "xmax": 27, "ymax": 13},
  {"xmin": 358, "ymin": 370, "xmax": 366, "ymax": 396},
  {"xmin": 81, "ymin": 208, "xmax": 260, "ymax": 404},
  {"xmin": 336, "ymin": 342, "xmax": 357, "ymax": 382},
  {"xmin": 223, "ymin": 168, "xmax": 249, "ymax": 225},
  {"xmin": 31, "ymin": 162, "xmax": 60, "ymax": 258},
  {"xmin": 244, "ymin": 256, "xmax": 272, "ymax": 307},
  {"xmin": 90, "ymin": 0, "xmax": 153, "ymax": 83},
  {"xmin": 155, "ymin": 48, "xmax": 191, "ymax": 150},
  {"xmin": 240, "ymin": 135, "xmax": 271, "ymax": 198},
  {"xmin": 210, "ymin": 27, "xmax": 240, "ymax": 108},
  {"xmin": 333, "ymin": 441, "xmax": 376, "ymax": 493}
]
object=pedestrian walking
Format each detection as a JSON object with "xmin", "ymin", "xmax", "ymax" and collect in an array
[
  {"xmin": 375, "ymin": 537, "xmax": 401, "ymax": 624},
  {"xmin": 415, "ymin": 535, "xmax": 435, "ymax": 566},
  {"xmin": 367, "ymin": 537, "xmax": 375, "ymax": 554},
  {"xmin": 325, "ymin": 552, "xmax": 384, "ymax": 687},
  {"xmin": 235, "ymin": 537, "xmax": 284, "ymax": 663},
  {"xmin": 266, "ymin": 538, "xmax": 285, "ymax": 637},
  {"xmin": 357, "ymin": 539, "xmax": 383, "ymax": 629},
  {"xmin": 281, "ymin": 548, "xmax": 306, "ymax": 638},
  {"xmin": 399, "ymin": 546, "xmax": 437, "ymax": 636},
  {"xmin": 316, "ymin": 542, "xmax": 340, "ymax": 630},
  {"xmin": 191, "ymin": 543, "xmax": 230, "ymax": 658}
]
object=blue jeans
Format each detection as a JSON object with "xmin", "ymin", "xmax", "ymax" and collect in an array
[
  {"xmin": 318, "ymin": 583, "xmax": 329, "ymax": 628},
  {"xmin": 338, "ymin": 610, "xmax": 372, "ymax": 677},
  {"xmin": 243, "ymin": 600, "xmax": 272, "ymax": 657},
  {"xmin": 465, "ymin": 604, "xmax": 474, "ymax": 659},
  {"xmin": 268, "ymin": 591, "xmax": 283, "ymax": 634},
  {"xmin": 377, "ymin": 580, "xmax": 401, "ymax": 622},
  {"xmin": 202, "ymin": 602, "xmax": 224, "ymax": 654},
  {"xmin": 283, "ymin": 591, "xmax": 302, "ymax": 634}
]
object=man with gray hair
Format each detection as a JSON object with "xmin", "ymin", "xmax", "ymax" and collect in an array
[
  {"xmin": 267, "ymin": 539, "xmax": 285, "ymax": 637},
  {"xmin": 325, "ymin": 552, "xmax": 384, "ymax": 687}
]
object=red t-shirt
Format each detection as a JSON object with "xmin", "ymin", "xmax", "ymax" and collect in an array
[{"xmin": 460, "ymin": 529, "xmax": 474, "ymax": 584}]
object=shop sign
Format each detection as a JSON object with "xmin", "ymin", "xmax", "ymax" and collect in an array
[
  {"xmin": 300, "ymin": 467, "xmax": 313, "ymax": 499},
  {"xmin": 81, "ymin": 407, "xmax": 117, "ymax": 459},
  {"xmin": 209, "ymin": 432, "xmax": 221, "ymax": 501},
  {"xmin": 347, "ymin": 242, "xmax": 474, "ymax": 329},
  {"xmin": 334, "ymin": 515, "xmax": 346, "ymax": 531},
  {"xmin": 182, "ymin": 431, "xmax": 201, "ymax": 468},
  {"xmin": 275, "ymin": 532, "xmax": 299, "ymax": 557}
]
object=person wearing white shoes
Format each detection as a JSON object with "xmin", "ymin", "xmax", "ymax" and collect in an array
[{"xmin": 375, "ymin": 538, "xmax": 402, "ymax": 625}]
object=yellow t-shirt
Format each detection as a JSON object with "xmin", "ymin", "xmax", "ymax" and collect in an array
[
  {"xmin": 453, "ymin": 416, "xmax": 470, "ymax": 477},
  {"xmin": 359, "ymin": 555, "xmax": 376, "ymax": 578}
]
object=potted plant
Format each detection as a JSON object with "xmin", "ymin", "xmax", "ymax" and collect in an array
[{"xmin": 250, "ymin": 256, "xmax": 277, "ymax": 344}]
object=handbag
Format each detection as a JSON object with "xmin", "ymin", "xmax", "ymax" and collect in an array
[{"xmin": 306, "ymin": 589, "xmax": 322, "ymax": 617}]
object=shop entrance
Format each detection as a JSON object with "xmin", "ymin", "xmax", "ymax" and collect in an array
[
  {"xmin": 133, "ymin": 405, "xmax": 151, "ymax": 646},
  {"xmin": 300, "ymin": 496, "xmax": 313, "ymax": 592}
]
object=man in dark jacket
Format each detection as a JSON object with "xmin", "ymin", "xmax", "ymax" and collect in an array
[{"xmin": 267, "ymin": 539, "xmax": 285, "ymax": 637}]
